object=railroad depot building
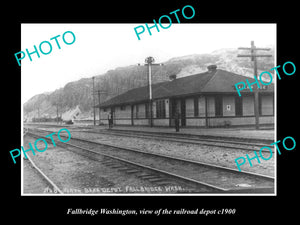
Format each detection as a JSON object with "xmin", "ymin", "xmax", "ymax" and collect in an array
[{"xmin": 98, "ymin": 65, "xmax": 274, "ymax": 128}]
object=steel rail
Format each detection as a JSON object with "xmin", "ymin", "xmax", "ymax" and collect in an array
[
  {"xmin": 67, "ymin": 133, "xmax": 275, "ymax": 181},
  {"xmin": 26, "ymin": 132, "xmax": 226, "ymax": 192},
  {"xmin": 26, "ymin": 130, "xmax": 275, "ymax": 181},
  {"xmin": 24, "ymin": 124, "xmax": 274, "ymax": 151},
  {"xmin": 104, "ymin": 129, "xmax": 269, "ymax": 145},
  {"xmin": 24, "ymin": 149, "xmax": 63, "ymax": 194},
  {"xmin": 27, "ymin": 131, "xmax": 274, "ymax": 193},
  {"xmin": 86, "ymin": 129, "xmax": 270, "ymax": 152}
]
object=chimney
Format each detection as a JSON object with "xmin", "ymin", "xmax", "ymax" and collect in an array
[
  {"xmin": 207, "ymin": 65, "xmax": 217, "ymax": 72},
  {"xmin": 169, "ymin": 74, "xmax": 177, "ymax": 81}
]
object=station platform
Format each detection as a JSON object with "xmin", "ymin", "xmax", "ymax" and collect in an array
[
  {"xmin": 25, "ymin": 122, "xmax": 275, "ymax": 142},
  {"xmin": 94, "ymin": 125, "xmax": 275, "ymax": 142}
]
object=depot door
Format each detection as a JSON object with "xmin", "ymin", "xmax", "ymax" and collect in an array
[
  {"xmin": 180, "ymin": 99, "xmax": 186, "ymax": 127},
  {"xmin": 169, "ymin": 98, "xmax": 186, "ymax": 127},
  {"xmin": 110, "ymin": 107, "xmax": 115, "ymax": 124},
  {"xmin": 169, "ymin": 99, "xmax": 176, "ymax": 127},
  {"xmin": 131, "ymin": 105, "xmax": 134, "ymax": 126}
]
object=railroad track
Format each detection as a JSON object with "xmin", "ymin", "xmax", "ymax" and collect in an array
[
  {"xmin": 23, "ymin": 139, "xmax": 64, "ymax": 194},
  {"xmin": 66, "ymin": 128, "xmax": 272, "ymax": 152},
  {"xmin": 24, "ymin": 123, "xmax": 274, "ymax": 152},
  {"xmin": 27, "ymin": 129, "xmax": 275, "ymax": 193},
  {"xmin": 103, "ymin": 128, "xmax": 273, "ymax": 144}
]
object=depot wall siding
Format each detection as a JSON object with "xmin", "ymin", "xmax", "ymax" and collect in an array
[
  {"xmin": 198, "ymin": 96, "xmax": 206, "ymax": 117},
  {"xmin": 153, "ymin": 118, "xmax": 169, "ymax": 126},
  {"xmin": 165, "ymin": 99, "xmax": 170, "ymax": 118},
  {"xmin": 259, "ymin": 116, "xmax": 274, "ymax": 124},
  {"xmin": 208, "ymin": 117, "xmax": 254, "ymax": 127},
  {"xmin": 133, "ymin": 119, "xmax": 149, "ymax": 126},
  {"xmin": 152, "ymin": 102, "xmax": 156, "ymax": 118},
  {"xmin": 133, "ymin": 103, "xmax": 147, "ymax": 119},
  {"xmin": 207, "ymin": 116, "xmax": 274, "ymax": 127},
  {"xmin": 115, "ymin": 118, "xmax": 131, "ymax": 125},
  {"xmin": 186, "ymin": 118, "xmax": 206, "ymax": 127},
  {"xmin": 185, "ymin": 98, "xmax": 194, "ymax": 117},
  {"xmin": 207, "ymin": 96, "xmax": 215, "ymax": 117},
  {"xmin": 261, "ymin": 95, "xmax": 274, "ymax": 115},
  {"xmin": 243, "ymin": 96, "xmax": 254, "ymax": 116},
  {"xmin": 108, "ymin": 115, "xmax": 275, "ymax": 127},
  {"xmin": 100, "ymin": 108, "xmax": 110, "ymax": 124},
  {"xmin": 115, "ymin": 105, "xmax": 131, "ymax": 119},
  {"xmin": 223, "ymin": 96, "xmax": 235, "ymax": 116},
  {"xmin": 99, "ymin": 93, "xmax": 274, "ymax": 127}
]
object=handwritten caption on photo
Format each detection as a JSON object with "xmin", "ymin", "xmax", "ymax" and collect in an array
[{"xmin": 43, "ymin": 185, "xmax": 185, "ymax": 194}]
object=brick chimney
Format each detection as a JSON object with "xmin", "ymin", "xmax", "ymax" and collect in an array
[
  {"xmin": 207, "ymin": 65, "xmax": 217, "ymax": 72},
  {"xmin": 169, "ymin": 74, "xmax": 177, "ymax": 81}
]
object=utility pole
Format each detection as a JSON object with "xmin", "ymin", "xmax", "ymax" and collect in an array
[
  {"xmin": 139, "ymin": 56, "xmax": 163, "ymax": 127},
  {"xmin": 56, "ymin": 93, "xmax": 61, "ymax": 124},
  {"xmin": 56, "ymin": 104, "xmax": 59, "ymax": 124},
  {"xmin": 238, "ymin": 41, "xmax": 272, "ymax": 130},
  {"xmin": 93, "ymin": 89, "xmax": 107, "ymax": 125},
  {"xmin": 38, "ymin": 107, "xmax": 40, "ymax": 121},
  {"xmin": 92, "ymin": 76, "xmax": 96, "ymax": 126},
  {"xmin": 98, "ymin": 90, "xmax": 100, "ymax": 126}
]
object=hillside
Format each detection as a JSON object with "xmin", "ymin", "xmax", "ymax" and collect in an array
[{"xmin": 23, "ymin": 47, "xmax": 275, "ymax": 122}]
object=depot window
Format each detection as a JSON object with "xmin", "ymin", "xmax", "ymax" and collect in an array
[
  {"xmin": 235, "ymin": 96, "xmax": 243, "ymax": 116},
  {"xmin": 156, "ymin": 100, "xmax": 166, "ymax": 118},
  {"xmin": 215, "ymin": 95, "xmax": 223, "ymax": 117}
]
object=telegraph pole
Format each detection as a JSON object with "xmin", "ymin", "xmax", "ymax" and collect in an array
[
  {"xmin": 139, "ymin": 56, "xmax": 163, "ymax": 127},
  {"xmin": 92, "ymin": 89, "xmax": 107, "ymax": 125},
  {"xmin": 56, "ymin": 93, "xmax": 61, "ymax": 124},
  {"xmin": 238, "ymin": 41, "xmax": 272, "ymax": 130},
  {"xmin": 98, "ymin": 90, "xmax": 101, "ymax": 125},
  {"xmin": 56, "ymin": 104, "xmax": 59, "ymax": 124}
]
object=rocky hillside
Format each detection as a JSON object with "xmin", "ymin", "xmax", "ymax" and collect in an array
[{"xmin": 23, "ymin": 47, "xmax": 275, "ymax": 121}]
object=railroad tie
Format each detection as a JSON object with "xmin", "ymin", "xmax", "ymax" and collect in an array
[
  {"xmin": 101, "ymin": 162, "xmax": 117, "ymax": 166},
  {"xmin": 154, "ymin": 181, "xmax": 173, "ymax": 186},
  {"xmin": 101, "ymin": 161, "xmax": 119, "ymax": 166},
  {"xmin": 120, "ymin": 169, "xmax": 140, "ymax": 174},
  {"xmin": 136, "ymin": 174, "xmax": 159, "ymax": 179},
  {"xmin": 147, "ymin": 177, "xmax": 166, "ymax": 182},
  {"xmin": 109, "ymin": 164, "xmax": 126, "ymax": 169}
]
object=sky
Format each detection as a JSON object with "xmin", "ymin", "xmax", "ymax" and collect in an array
[{"xmin": 21, "ymin": 23, "xmax": 276, "ymax": 103}]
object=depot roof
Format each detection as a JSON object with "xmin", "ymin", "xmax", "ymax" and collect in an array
[{"xmin": 97, "ymin": 67, "xmax": 274, "ymax": 108}]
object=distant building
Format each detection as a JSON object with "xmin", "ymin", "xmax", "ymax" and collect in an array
[
  {"xmin": 62, "ymin": 105, "xmax": 81, "ymax": 122},
  {"xmin": 97, "ymin": 65, "xmax": 274, "ymax": 128}
]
